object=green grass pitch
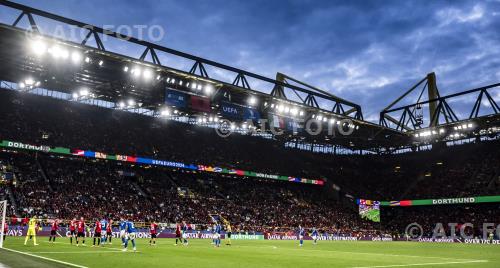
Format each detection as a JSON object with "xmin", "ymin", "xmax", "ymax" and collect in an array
[{"xmin": 0, "ymin": 237, "xmax": 499, "ymax": 268}]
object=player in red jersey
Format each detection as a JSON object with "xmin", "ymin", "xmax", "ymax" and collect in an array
[
  {"xmin": 69, "ymin": 218, "xmax": 77, "ymax": 245},
  {"xmin": 149, "ymin": 221, "xmax": 158, "ymax": 246},
  {"xmin": 174, "ymin": 222, "xmax": 182, "ymax": 246},
  {"xmin": 93, "ymin": 219, "xmax": 102, "ymax": 247},
  {"xmin": 76, "ymin": 217, "xmax": 86, "ymax": 246},
  {"xmin": 49, "ymin": 219, "xmax": 59, "ymax": 243},
  {"xmin": 105, "ymin": 219, "xmax": 113, "ymax": 245},
  {"xmin": 3, "ymin": 222, "xmax": 8, "ymax": 241}
]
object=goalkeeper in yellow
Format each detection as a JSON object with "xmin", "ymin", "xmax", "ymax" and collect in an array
[{"xmin": 24, "ymin": 216, "xmax": 40, "ymax": 246}]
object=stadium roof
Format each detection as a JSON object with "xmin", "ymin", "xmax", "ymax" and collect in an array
[{"xmin": 0, "ymin": 0, "xmax": 498, "ymax": 153}]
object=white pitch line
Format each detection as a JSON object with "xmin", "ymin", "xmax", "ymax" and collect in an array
[
  {"xmin": 234, "ymin": 244, "xmax": 477, "ymax": 262},
  {"xmin": 32, "ymin": 251, "xmax": 140, "ymax": 254},
  {"xmin": 351, "ymin": 260, "xmax": 489, "ymax": 268},
  {"xmin": 0, "ymin": 247, "xmax": 88, "ymax": 268}
]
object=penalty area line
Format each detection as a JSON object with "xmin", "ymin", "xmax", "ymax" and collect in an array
[
  {"xmin": 0, "ymin": 247, "xmax": 89, "ymax": 268},
  {"xmin": 351, "ymin": 259, "xmax": 489, "ymax": 268}
]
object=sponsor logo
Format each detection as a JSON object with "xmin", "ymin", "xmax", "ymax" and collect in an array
[{"xmin": 432, "ymin": 198, "xmax": 476, "ymax": 205}]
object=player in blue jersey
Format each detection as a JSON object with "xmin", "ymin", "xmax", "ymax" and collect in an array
[
  {"xmin": 181, "ymin": 221, "xmax": 189, "ymax": 246},
  {"xmin": 100, "ymin": 218, "xmax": 108, "ymax": 245},
  {"xmin": 211, "ymin": 223, "xmax": 217, "ymax": 245},
  {"xmin": 311, "ymin": 227, "xmax": 319, "ymax": 245},
  {"xmin": 298, "ymin": 225, "xmax": 305, "ymax": 247},
  {"xmin": 122, "ymin": 220, "xmax": 137, "ymax": 252},
  {"xmin": 119, "ymin": 218, "xmax": 127, "ymax": 246},
  {"xmin": 214, "ymin": 223, "xmax": 222, "ymax": 247}
]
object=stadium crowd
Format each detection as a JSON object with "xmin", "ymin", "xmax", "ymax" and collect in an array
[{"xmin": 0, "ymin": 89, "xmax": 499, "ymax": 236}]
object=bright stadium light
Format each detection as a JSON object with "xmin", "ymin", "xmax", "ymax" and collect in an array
[
  {"xmin": 197, "ymin": 84, "xmax": 202, "ymax": 90},
  {"xmin": 30, "ymin": 39, "xmax": 47, "ymax": 56},
  {"xmin": 329, "ymin": 118, "xmax": 336, "ymax": 124},
  {"xmin": 85, "ymin": 56, "xmax": 91, "ymax": 63},
  {"xmin": 191, "ymin": 83, "xmax": 197, "ymax": 89},
  {"xmin": 127, "ymin": 99, "xmax": 136, "ymax": 106},
  {"xmin": 25, "ymin": 78, "xmax": 35, "ymax": 86},
  {"xmin": 317, "ymin": 115, "xmax": 323, "ymax": 121},
  {"xmin": 19, "ymin": 82, "xmax": 25, "ymax": 89},
  {"xmin": 98, "ymin": 60, "xmax": 104, "ymax": 66},
  {"xmin": 204, "ymin": 84, "xmax": 213, "ymax": 95},
  {"xmin": 79, "ymin": 88, "xmax": 89, "ymax": 96},
  {"xmin": 123, "ymin": 66, "xmax": 129, "ymax": 72},
  {"xmin": 284, "ymin": 106, "xmax": 290, "ymax": 113},
  {"xmin": 48, "ymin": 45, "xmax": 69, "ymax": 59},
  {"xmin": 72, "ymin": 92, "xmax": 79, "ymax": 99},
  {"xmin": 143, "ymin": 69, "xmax": 153, "ymax": 80},
  {"xmin": 118, "ymin": 102, "xmax": 125, "ymax": 108},
  {"xmin": 248, "ymin": 96, "xmax": 257, "ymax": 106},
  {"xmin": 299, "ymin": 110, "xmax": 304, "ymax": 116},
  {"xmin": 71, "ymin": 51, "xmax": 82, "ymax": 63},
  {"xmin": 160, "ymin": 109, "xmax": 170, "ymax": 116},
  {"xmin": 156, "ymin": 75, "xmax": 161, "ymax": 80},
  {"xmin": 131, "ymin": 67, "xmax": 142, "ymax": 77}
]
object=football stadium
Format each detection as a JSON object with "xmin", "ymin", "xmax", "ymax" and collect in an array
[{"xmin": 0, "ymin": 0, "xmax": 499, "ymax": 267}]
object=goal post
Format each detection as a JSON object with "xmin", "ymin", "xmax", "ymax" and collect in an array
[{"xmin": 0, "ymin": 200, "xmax": 6, "ymax": 248}]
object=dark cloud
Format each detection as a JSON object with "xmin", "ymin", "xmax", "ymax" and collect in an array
[{"xmin": 4, "ymin": 0, "xmax": 500, "ymax": 122}]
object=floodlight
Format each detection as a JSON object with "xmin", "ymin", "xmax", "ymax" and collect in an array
[
  {"xmin": 118, "ymin": 102, "xmax": 125, "ymax": 108},
  {"xmin": 79, "ymin": 88, "xmax": 89, "ymax": 96},
  {"xmin": 204, "ymin": 84, "xmax": 213, "ymax": 95},
  {"xmin": 123, "ymin": 66, "xmax": 129, "ymax": 72},
  {"xmin": 98, "ymin": 60, "xmax": 104, "ymax": 66},
  {"xmin": 248, "ymin": 96, "xmax": 257, "ymax": 105},
  {"xmin": 72, "ymin": 92, "xmax": 79, "ymax": 99},
  {"xmin": 71, "ymin": 51, "xmax": 82, "ymax": 63},
  {"xmin": 25, "ymin": 78, "xmax": 34, "ymax": 85},
  {"xmin": 85, "ymin": 57, "xmax": 91, "ymax": 63},
  {"xmin": 30, "ymin": 40, "xmax": 47, "ymax": 56},
  {"xmin": 143, "ymin": 69, "xmax": 152, "ymax": 80}
]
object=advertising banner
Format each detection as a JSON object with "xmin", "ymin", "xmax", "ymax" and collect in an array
[
  {"xmin": 243, "ymin": 107, "xmax": 260, "ymax": 121},
  {"xmin": 231, "ymin": 234, "xmax": 264, "ymax": 240},
  {"xmin": 380, "ymin": 196, "xmax": 500, "ymax": 207},
  {"xmin": 190, "ymin": 95, "xmax": 211, "ymax": 112},
  {"xmin": 165, "ymin": 89, "xmax": 188, "ymax": 107},
  {"xmin": 0, "ymin": 140, "xmax": 324, "ymax": 186},
  {"xmin": 220, "ymin": 102, "xmax": 241, "ymax": 118}
]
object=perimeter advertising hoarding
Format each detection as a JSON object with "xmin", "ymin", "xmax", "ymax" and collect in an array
[
  {"xmin": 0, "ymin": 140, "xmax": 324, "ymax": 186},
  {"xmin": 381, "ymin": 196, "xmax": 500, "ymax": 207}
]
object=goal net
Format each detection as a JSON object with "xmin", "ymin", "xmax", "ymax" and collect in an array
[{"xmin": 0, "ymin": 200, "xmax": 6, "ymax": 248}]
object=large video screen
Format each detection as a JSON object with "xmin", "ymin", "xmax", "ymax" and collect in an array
[{"xmin": 358, "ymin": 199, "xmax": 380, "ymax": 223}]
